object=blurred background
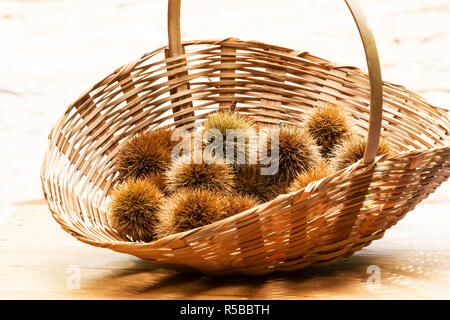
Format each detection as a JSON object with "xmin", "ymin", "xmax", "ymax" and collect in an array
[{"xmin": 1, "ymin": 0, "xmax": 449, "ymax": 223}]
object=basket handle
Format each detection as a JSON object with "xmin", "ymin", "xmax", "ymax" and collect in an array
[{"xmin": 167, "ymin": 0, "xmax": 383, "ymax": 163}]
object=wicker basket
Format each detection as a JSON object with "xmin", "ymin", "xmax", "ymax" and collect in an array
[{"xmin": 41, "ymin": 0, "xmax": 450, "ymax": 276}]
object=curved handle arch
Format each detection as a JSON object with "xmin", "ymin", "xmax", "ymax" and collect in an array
[{"xmin": 167, "ymin": 0, "xmax": 383, "ymax": 163}]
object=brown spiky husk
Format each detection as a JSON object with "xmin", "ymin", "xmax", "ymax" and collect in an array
[
  {"xmin": 108, "ymin": 178, "xmax": 164, "ymax": 242},
  {"xmin": 157, "ymin": 189, "xmax": 226, "ymax": 236},
  {"xmin": 147, "ymin": 172, "xmax": 167, "ymax": 194},
  {"xmin": 330, "ymin": 134, "xmax": 393, "ymax": 171},
  {"xmin": 262, "ymin": 125, "xmax": 322, "ymax": 187},
  {"xmin": 165, "ymin": 155, "xmax": 235, "ymax": 194},
  {"xmin": 115, "ymin": 127, "xmax": 176, "ymax": 182},
  {"xmin": 220, "ymin": 194, "xmax": 260, "ymax": 219},
  {"xmin": 234, "ymin": 164, "xmax": 277, "ymax": 202},
  {"xmin": 203, "ymin": 110, "xmax": 256, "ymax": 166},
  {"xmin": 305, "ymin": 102, "xmax": 352, "ymax": 158},
  {"xmin": 204, "ymin": 110, "xmax": 255, "ymax": 136},
  {"xmin": 288, "ymin": 160, "xmax": 334, "ymax": 192}
]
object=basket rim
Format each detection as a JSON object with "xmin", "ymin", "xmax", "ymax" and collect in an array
[{"xmin": 72, "ymin": 38, "xmax": 450, "ymax": 123}]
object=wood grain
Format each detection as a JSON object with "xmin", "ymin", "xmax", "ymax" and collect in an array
[{"xmin": 1, "ymin": 203, "xmax": 449, "ymax": 299}]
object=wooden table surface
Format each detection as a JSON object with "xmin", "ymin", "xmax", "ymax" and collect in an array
[{"xmin": 1, "ymin": 196, "xmax": 450, "ymax": 300}]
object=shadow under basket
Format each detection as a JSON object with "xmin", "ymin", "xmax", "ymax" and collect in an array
[{"xmin": 41, "ymin": 1, "xmax": 450, "ymax": 276}]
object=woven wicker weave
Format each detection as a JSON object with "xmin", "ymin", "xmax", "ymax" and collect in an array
[{"xmin": 41, "ymin": 0, "xmax": 450, "ymax": 275}]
